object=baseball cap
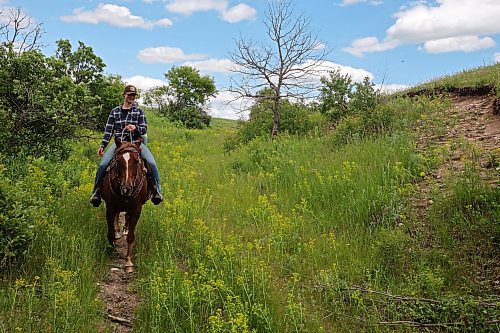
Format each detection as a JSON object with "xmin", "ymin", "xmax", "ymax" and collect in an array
[{"xmin": 124, "ymin": 85, "xmax": 137, "ymax": 94}]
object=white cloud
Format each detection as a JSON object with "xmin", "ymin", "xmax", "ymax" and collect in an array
[
  {"xmin": 220, "ymin": 3, "xmax": 256, "ymax": 23},
  {"xmin": 312, "ymin": 61, "xmax": 374, "ymax": 83},
  {"xmin": 137, "ymin": 46, "xmax": 206, "ymax": 63},
  {"xmin": 495, "ymin": 53, "xmax": 500, "ymax": 63},
  {"xmin": 344, "ymin": 0, "xmax": 500, "ymax": 56},
  {"xmin": 60, "ymin": 3, "xmax": 173, "ymax": 29},
  {"xmin": 376, "ymin": 83, "xmax": 409, "ymax": 94},
  {"xmin": 182, "ymin": 58, "xmax": 237, "ymax": 74},
  {"xmin": 342, "ymin": 37, "xmax": 398, "ymax": 57},
  {"xmin": 209, "ymin": 90, "xmax": 251, "ymax": 120},
  {"xmin": 424, "ymin": 36, "xmax": 496, "ymax": 53},
  {"xmin": 340, "ymin": 0, "xmax": 383, "ymax": 6},
  {"xmin": 165, "ymin": 0, "xmax": 256, "ymax": 23},
  {"xmin": 124, "ymin": 75, "xmax": 166, "ymax": 91}
]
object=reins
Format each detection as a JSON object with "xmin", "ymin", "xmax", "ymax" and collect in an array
[{"xmin": 106, "ymin": 145, "xmax": 147, "ymax": 201}]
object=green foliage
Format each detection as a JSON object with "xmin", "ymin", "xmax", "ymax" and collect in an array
[
  {"xmin": 319, "ymin": 69, "xmax": 354, "ymax": 123},
  {"xmin": 0, "ymin": 41, "xmax": 125, "ymax": 157},
  {"xmin": 224, "ymin": 90, "xmax": 315, "ymax": 151},
  {"xmin": 319, "ymin": 70, "xmax": 379, "ymax": 124},
  {"xmin": 162, "ymin": 66, "xmax": 216, "ymax": 129}
]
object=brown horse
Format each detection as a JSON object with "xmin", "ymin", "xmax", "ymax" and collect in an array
[{"xmin": 101, "ymin": 139, "xmax": 150, "ymax": 272}]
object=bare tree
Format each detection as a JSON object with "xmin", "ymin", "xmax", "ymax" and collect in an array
[
  {"xmin": 228, "ymin": 0, "xmax": 328, "ymax": 138},
  {"xmin": 0, "ymin": 7, "xmax": 44, "ymax": 54}
]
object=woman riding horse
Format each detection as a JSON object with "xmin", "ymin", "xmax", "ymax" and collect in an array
[{"xmin": 90, "ymin": 84, "xmax": 163, "ymax": 207}]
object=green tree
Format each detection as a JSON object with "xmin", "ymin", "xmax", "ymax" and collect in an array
[
  {"xmin": 0, "ymin": 46, "xmax": 95, "ymax": 157},
  {"xmin": 319, "ymin": 69, "xmax": 354, "ymax": 123},
  {"xmin": 225, "ymin": 88, "xmax": 313, "ymax": 151},
  {"xmin": 51, "ymin": 40, "xmax": 123, "ymax": 130},
  {"xmin": 163, "ymin": 66, "xmax": 217, "ymax": 129}
]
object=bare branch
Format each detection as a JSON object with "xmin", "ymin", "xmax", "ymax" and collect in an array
[
  {"xmin": 228, "ymin": 0, "xmax": 330, "ymax": 138},
  {"xmin": 0, "ymin": 7, "xmax": 45, "ymax": 54}
]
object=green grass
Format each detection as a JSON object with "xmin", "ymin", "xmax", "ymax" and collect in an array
[
  {"xmin": 0, "ymin": 92, "xmax": 498, "ymax": 332},
  {"xmin": 404, "ymin": 62, "xmax": 500, "ymax": 95}
]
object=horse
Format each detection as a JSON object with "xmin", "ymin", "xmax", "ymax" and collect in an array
[{"xmin": 100, "ymin": 138, "xmax": 150, "ymax": 272}]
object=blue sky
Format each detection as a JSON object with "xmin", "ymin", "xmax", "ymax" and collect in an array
[{"xmin": 2, "ymin": 0, "xmax": 500, "ymax": 119}]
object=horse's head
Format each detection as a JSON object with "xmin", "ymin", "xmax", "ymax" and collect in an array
[{"xmin": 114, "ymin": 139, "xmax": 143, "ymax": 197}]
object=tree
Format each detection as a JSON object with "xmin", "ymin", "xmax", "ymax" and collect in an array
[
  {"xmin": 319, "ymin": 69, "xmax": 354, "ymax": 123},
  {"xmin": 143, "ymin": 85, "xmax": 170, "ymax": 114},
  {"xmin": 0, "ymin": 7, "xmax": 44, "ymax": 54},
  {"xmin": 163, "ymin": 66, "xmax": 217, "ymax": 129},
  {"xmin": 229, "ymin": 0, "xmax": 327, "ymax": 139},
  {"xmin": 53, "ymin": 39, "xmax": 105, "ymax": 85}
]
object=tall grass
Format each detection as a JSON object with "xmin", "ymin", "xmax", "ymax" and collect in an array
[{"xmin": 1, "ymin": 95, "xmax": 498, "ymax": 332}]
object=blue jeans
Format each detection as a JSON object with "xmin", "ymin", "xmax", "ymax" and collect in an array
[{"xmin": 92, "ymin": 142, "xmax": 161, "ymax": 194}]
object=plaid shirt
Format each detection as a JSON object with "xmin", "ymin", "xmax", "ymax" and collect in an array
[{"xmin": 100, "ymin": 102, "xmax": 147, "ymax": 149}]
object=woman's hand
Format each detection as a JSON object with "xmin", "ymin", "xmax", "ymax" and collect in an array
[
  {"xmin": 97, "ymin": 147, "xmax": 104, "ymax": 156},
  {"xmin": 125, "ymin": 124, "xmax": 136, "ymax": 131}
]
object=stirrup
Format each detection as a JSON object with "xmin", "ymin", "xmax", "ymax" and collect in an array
[
  {"xmin": 151, "ymin": 191, "xmax": 163, "ymax": 205},
  {"xmin": 90, "ymin": 191, "xmax": 102, "ymax": 207}
]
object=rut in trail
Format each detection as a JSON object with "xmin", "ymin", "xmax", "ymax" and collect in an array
[{"xmin": 98, "ymin": 212, "xmax": 141, "ymax": 333}]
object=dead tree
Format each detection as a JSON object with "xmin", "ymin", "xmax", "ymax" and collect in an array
[
  {"xmin": 228, "ymin": 0, "xmax": 328, "ymax": 138},
  {"xmin": 0, "ymin": 7, "xmax": 44, "ymax": 54}
]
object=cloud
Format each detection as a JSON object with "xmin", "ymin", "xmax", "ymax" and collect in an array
[
  {"xmin": 423, "ymin": 36, "xmax": 496, "ymax": 53},
  {"xmin": 494, "ymin": 53, "xmax": 500, "ymax": 63},
  {"xmin": 209, "ymin": 90, "xmax": 251, "ymax": 120},
  {"xmin": 340, "ymin": 0, "xmax": 383, "ymax": 6},
  {"xmin": 182, "ymin": 58, "xmax": 237, "ymax": 73},
  {"xmin": 137, "ymin": 46, "xmax": 206, "ymax": 63},
  {"xmin": 60, "ymin": 3, "xmax": 173, "ymax": 29},
  {"xmin": 165, "ymin": 0, "xmax": 256, "ymax": 23},
  {"xmin": 220, "ymin": 3, "xmax": 256, "ymax": 23},
  {"xmin": 342, "ymin": 37, "xmax": 398, "ymax": 57},
  {"xmin": 344, "ymin": 0, "xmax": 500, "ymax": 56},
  {"xmin": 124, "ymin": 75, "xmax": 167, "ymax": 91},
  {"xmin": 376, "ymin": 83, "xmax": 409, "ymax": 94},
  {"xmin": 312, "ymin": 61, "xmax": 374, "ymax": 83}
]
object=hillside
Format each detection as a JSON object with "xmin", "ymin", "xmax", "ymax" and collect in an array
[{"xmin": 0, "ymin": 65, "xmax": 499, "ymax": 333}]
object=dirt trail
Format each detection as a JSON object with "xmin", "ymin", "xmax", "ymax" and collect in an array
[
  {"xmin": 411, "ymin": 91, "xmax": 500, "ymax": 290},
  {"xmin": 98, "ymin": 213, "xmax": 140, "ymax": 333}
]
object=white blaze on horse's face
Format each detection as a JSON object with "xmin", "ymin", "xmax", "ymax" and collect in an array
[{"xmin": 123, "ymin": 152, "xmax": 131, "ymax": 186}]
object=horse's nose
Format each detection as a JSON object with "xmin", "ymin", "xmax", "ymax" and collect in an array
[{"xmin": 121, "ymin": 186, "xmax": 132, "ymax": 196}]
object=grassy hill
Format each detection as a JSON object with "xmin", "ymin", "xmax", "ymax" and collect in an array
[{"xmin": 0, "ymin": 65, "xmax": 498, "ymax": 332}]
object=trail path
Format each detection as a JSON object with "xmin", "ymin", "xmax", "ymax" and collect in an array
[
  {"xmin": 412, "ymin": 91, "xmax": 500, "ymax": 290},
  {"xmin": 98, "ymin": 213, "xmax": 140, "ymax": 333}
]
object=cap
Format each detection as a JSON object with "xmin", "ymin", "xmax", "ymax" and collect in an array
[{"xmin": 124, "ymin": 85, "xmax": 137, "ymax": 94}]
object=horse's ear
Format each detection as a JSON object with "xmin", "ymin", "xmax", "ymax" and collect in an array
[{"xmin": 116, "ymin": 138, "xmax": 122, "ymax": 148}]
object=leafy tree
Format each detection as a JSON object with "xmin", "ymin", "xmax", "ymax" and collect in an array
[
  {"xmin": 53, "ymin": 39, "xmax": 105, "ymax": 85},
  {"xmin": 51, "ymin": 40, "xmax": 123, "ymax": 130},
  {"xmin": 319, "ymin": 70, "xmax": 379, "ymax": 124},
  {"xmin": 225, "ymin": 88, "xmax": 313, "ymax": 151},
  {"xmin": 229, "ymin": 0, "xmax": 328, "ymax": 139},
  {"xmin": 143, "ymin": 85, "xmax": 170, "ymax": 113},
  {"xmin": 319, "ymin": 69, "xmax": 354, "ymax": 123},
  {"xmin": 163, "ymin": 66, "xmax": 216, "ymax": 129}
]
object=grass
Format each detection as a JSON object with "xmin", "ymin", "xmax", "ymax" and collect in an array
[
  {"xmin": 0, "ymin": 75, "xmax": 499, "ymax": 331},
  {"xmin": 404, "ymin": 62, "xmax": 500, "ymax": 95}
]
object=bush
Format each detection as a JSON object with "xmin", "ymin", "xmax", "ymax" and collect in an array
[{"xmin": 225, "ymin": 99, "xmax": 314, "ymax": 151}]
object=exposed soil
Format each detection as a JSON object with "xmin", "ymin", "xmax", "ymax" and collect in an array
[
  {"xmin": 411, "ymin": 89, "xmax": 500, "ymax": 291},
  {"xmin": 98, "ymin": 213, "xmax": 140, "ymax": 333}
]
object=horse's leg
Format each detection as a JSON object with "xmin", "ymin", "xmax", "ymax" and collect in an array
[
  {"xmin": 114, "ymin": 212, "xmax": 126, "ymax": 239},
  {"xmin": 124, "ymin": 207, "xmax": 142, "ymax": 273},
  {"xmin": 106, "ymin": 208, "xmax": 118, "ymax": 246}
]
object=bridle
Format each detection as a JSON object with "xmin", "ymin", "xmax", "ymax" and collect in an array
[{"xmin": 108, "ymin": 145, "xmax": 146, "ymax": 200}]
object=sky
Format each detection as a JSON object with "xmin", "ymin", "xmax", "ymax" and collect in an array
[{"xmin": 2, "ymin": 0, "xmax": 500, "ymax": 119}]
